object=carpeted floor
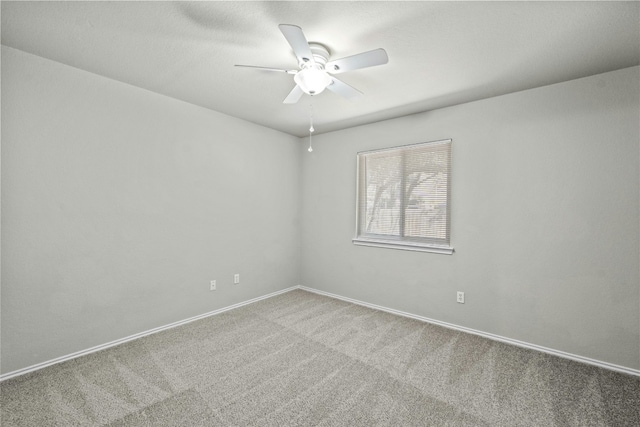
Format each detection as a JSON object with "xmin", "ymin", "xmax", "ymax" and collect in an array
[{"xmin": 1, "ymin": 289, "xmax": 638, "ymax": 426}]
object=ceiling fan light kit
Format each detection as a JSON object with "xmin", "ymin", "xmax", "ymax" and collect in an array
[
  {"xmin": 293, "ymin": 42, "xmax": 332, "ymax": 95},
  {"xmin": 294, "ymin": 66, "xmax": 332, "ymax": 95}
]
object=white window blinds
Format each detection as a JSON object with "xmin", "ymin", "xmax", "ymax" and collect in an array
[{"xmin": 353, "ymin": 139, "xmax": 453, "ymax": 254}]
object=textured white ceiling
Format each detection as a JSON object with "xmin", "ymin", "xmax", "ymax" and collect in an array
[{"xmin": 2, "ymin": 1, "xmax": 639, "ymax": 137}]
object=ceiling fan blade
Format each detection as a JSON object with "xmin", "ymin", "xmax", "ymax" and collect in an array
[
  {"xmin": 283, "ymin": 85, "xmax": 304, "ymax": 104},
  {"xmin": 235, "ymin": 65, "xmax": 297, "ymax": 74},
  {"xmin": 325, "ymin": 48, "xmax": 389, "ymax": 74},
  {"xmin": 326, "ymin": 77, "xmax": 363, "ymax": 100},
  {"xmin": 278, "ymin": 24, "xmax": 316, "ymax": 66}
]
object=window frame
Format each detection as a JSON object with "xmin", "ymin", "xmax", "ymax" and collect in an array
[{"xmin": 353, "ymin": 139, "xmax": 454, "ymax": 255}]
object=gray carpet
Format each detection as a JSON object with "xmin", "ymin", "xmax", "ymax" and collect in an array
[{"xmin": 1, "ymin": 289, "xmax": 638, "ymax": 426}]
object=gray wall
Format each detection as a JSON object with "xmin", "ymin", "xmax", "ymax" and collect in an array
[
  {"xmin": 1, "ymin": 46, "xmax": 301, "ymax": 374},
  {"xmin": 300, "ymin": 66, "xmax": 640, "ymax": 370}
]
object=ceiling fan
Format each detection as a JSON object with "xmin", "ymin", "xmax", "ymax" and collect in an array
[{"xmin": 236, "ymin": 24, "xmax": 389, "ymax": 104}]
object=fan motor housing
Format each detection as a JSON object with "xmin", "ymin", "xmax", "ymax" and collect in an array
[{"xmin": 302, "ymin": 43, "xmax": 330, "ymax": 69}]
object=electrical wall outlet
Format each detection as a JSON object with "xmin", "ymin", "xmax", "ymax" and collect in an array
[
  {"xmin": 210, "ymin": 280, "xmax": 216, "ymax": 291},
  {"xmin": 456, "ymin": 291, "xmax": 465, "ymax": 304},
  {"xmin": 234, "ymin": 274, "xmax": 240, "ymax": 284}
]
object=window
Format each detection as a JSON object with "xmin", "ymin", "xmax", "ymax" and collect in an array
[{"xmin": 353, "ymin": 139, "xmax": 453, "ymax": 254}]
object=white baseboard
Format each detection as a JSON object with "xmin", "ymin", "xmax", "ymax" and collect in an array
[
  {"xmin": 3, "ymin": 284, "xmax": 637, "ymax": 381},
  {"xmin": 0, "ymin": 286, "xmax": 298, "ymax": 382},
  {"xmin": 298, "ymin": 286, "xmax": 640, "ymax": 377}
]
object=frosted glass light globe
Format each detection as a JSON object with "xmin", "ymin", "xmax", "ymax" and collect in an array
[{"xmin": 294, "ymin": 67, "xmax": 332, "ymax": 95}]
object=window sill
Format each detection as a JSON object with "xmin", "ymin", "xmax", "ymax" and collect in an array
[{"xmin": 352, "ymin": 238, "xmax": 454, "ymax": 255}]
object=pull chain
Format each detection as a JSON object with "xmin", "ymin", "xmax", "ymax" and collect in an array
[{"xmin": 308, "ymin": 102, "xmax": 314, "ymax": 152}]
